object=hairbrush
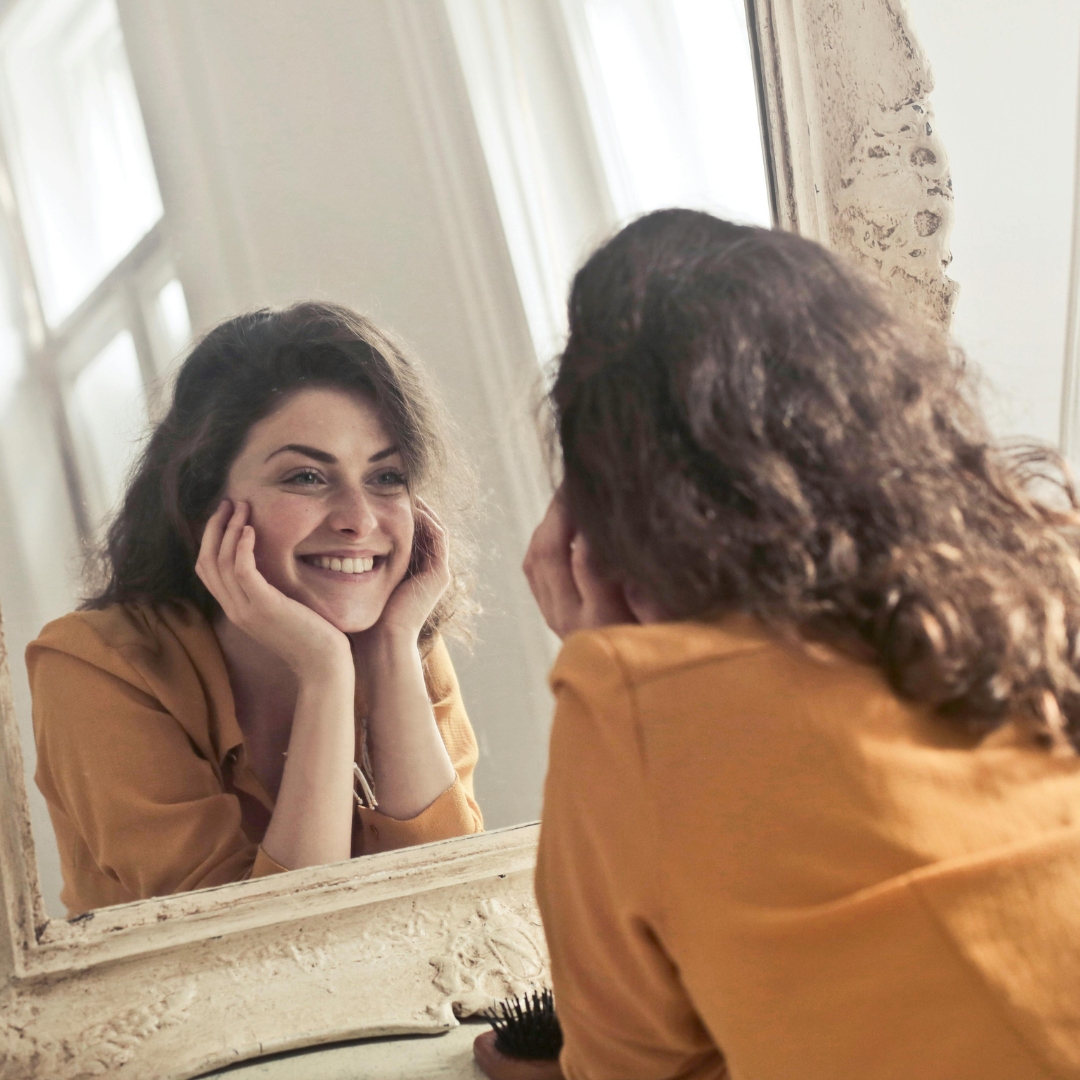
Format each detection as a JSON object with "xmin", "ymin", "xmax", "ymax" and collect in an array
[{"xmin": 486, "ymin": 988, "xmax": 563, "ymax": 1061}]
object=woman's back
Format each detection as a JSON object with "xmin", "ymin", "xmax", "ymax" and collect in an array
[
  {"xmin": 536, "ymin": 617, "xmax": 1080, "ymax": 1079},
  {"xmin": 479, "ymin": 209, "xmax": 1080, "ymax": 1080}
]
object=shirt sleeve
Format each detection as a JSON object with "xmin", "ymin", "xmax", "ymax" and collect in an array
[
  {"xmin": 536, "ymin": 632, "xmax": 727, "ymax": 1080},
  {"xmin": 30, "ymin": 646, "xmax": 277, "ymax": 905},
  {"xmin": 357, "ymin": 633, "xmax": 484, "ymax": 855}
]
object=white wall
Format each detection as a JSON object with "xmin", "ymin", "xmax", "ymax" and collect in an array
[{"xmin": 903, "ymin": 0, "xmax": 1080, "ymax": 448}]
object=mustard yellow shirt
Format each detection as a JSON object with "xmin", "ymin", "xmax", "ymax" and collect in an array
[
  {"xmin": 537, "ymin": 617, "xmax": 1080, "ymax": 1080},
  {"xmin": 28, "ymin": 601, "xmax": 482, "ymax": 916}
]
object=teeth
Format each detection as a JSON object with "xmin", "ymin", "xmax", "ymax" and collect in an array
[{"xmin": 311, "ymin": 555, "xmax": 376, "ymax": 574}]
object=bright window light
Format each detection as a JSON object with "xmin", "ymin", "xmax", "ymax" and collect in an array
[
  {"xmin": 0, "ymin": 0, "xmax": 163, "ymax": 326},
  {"xmin": 154, "ymin": 277, "xmax": 192, "ymax": 362},
  {"xmin": 577, "ymin": 0, "xmax": 771, "ymax": 226},
  {"xmin": 70, "ymin": 328, "xmax": 147, "ymax": 520},
  {"xmin": 0, "ymin": 242, "xmax": 26, "ymax": 416}
]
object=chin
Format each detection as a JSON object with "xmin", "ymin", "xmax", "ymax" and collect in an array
[
  {"xmin": 316, "ymin": 603, "xmax": 383, "ymax": 636},
  {"xmin": 335, "ymin": 615, "xmax": 381, "ymax": 635}
]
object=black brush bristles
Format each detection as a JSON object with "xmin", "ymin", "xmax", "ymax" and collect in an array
[{"xmin": 487, "ymin": 988, "xmax": 563, "ymax": 1061}]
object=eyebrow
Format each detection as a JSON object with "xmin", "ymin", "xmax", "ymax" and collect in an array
[{"xmin": 264, "ymin": 443, "xmax": 400, "ymax": 464}]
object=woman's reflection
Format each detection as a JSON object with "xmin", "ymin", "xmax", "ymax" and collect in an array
[{"xmin": 27, "ymin": 301, "xmax": 482, "ymax": 917}]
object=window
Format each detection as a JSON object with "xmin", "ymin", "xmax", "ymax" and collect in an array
[
  {"xmin": 446, "ymin": 0, "xmax": 771, "ymax": 362},
  {"xmin": 0, "ymin": 0, "xmax": 191, "ymax": 537},
  {"xmin": 564, "ymin": 0, "xmax": 770, "ymax": 226}
]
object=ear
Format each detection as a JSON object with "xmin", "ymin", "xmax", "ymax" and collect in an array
[{"xmin": 623, "ymin": 581, "xmax": 670, "ymax": 624}]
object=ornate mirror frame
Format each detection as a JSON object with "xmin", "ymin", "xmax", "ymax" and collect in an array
[{"xmin": 0, "ymin": 0, "xmax": 954, "ymax": 1076}]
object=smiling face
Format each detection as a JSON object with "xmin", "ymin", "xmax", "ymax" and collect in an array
[{"xmin": 222, "ymin": 385, "xmax": 415, "ymax": 634}]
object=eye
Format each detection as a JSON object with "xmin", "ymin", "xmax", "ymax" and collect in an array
[
  {"xmin": 284, "ymin": 468, "xmax": 325, "ymax": 487},
  {"xmin": 372, "ymin": 468, "xmax": 408, "ymax": 490}
]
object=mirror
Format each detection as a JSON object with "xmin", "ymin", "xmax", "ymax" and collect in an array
[
  {"xmin": 0, "ymin": 0, "xmax": 771, "ymax": 917},
  {"xmin": 2, "ymin": 1, "xmax": 1007, "ymax": 1074}
]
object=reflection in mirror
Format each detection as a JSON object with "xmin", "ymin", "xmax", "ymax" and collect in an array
[
  {"xmin": 0, "ymin": 0, "xmax": 770, "ymax": 916},
  {"xmin": 448, "ymin": 0, "xmax": 770, "ymax": 360}
]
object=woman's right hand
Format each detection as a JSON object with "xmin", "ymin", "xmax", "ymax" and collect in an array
[
  {"xmin": 523, "ymin": 493, "xmax": 637, "ymax": 640},
  {"xmin": 195, "ymin": 500, "xmax": 351, "ymax": 677}
]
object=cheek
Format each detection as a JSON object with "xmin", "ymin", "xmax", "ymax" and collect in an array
[
  {"xmin": 245, "ymin": 496, "xmax": 319, "ymax": 578},
  {"xmin": 384, "ymin": 501, "xmax": 416, "ymax": 582}
]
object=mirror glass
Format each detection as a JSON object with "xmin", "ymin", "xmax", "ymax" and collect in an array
[{"xmin": 0, "ymin": 0, "xmax": 770, "ymax": 917}]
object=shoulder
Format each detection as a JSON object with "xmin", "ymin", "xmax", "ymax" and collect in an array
[
  {"xmin": 28, "ymin": 603, "xmax": 231, "ymax": 765},
  {"xmin": 27, "ymin": 601, "xmax": 210, "ymax": 683},
  {"xmin": 551, "ymin": 615, "xmax": 776, "ymax": 697},
  {"xmin": 550, "ymin": 615, "xmax": 917, "ymax": 767}
]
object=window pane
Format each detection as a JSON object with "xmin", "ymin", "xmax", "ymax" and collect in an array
[
  {"xmin": 70, "ymin": 328, "xmax": 147, "ymax": 523},
  {"xmin": 578, "ymin": 0, "xmax": 771, "ymax": 225},
  {"xmin": 154, "ymin": 277, "xmax": 192, "ymax": 363},
  {"xmin": 0, "ymin": 0, "xmax": 163, "ymax": 325},
  {"xmin": 0, "ymin": 231, "xmax": 27, "ymax": 415}
]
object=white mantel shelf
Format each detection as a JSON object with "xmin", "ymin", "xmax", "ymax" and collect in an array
[{"xmin": 199, "ymin": 1019, "xmax": 489, "ymax": 1080}]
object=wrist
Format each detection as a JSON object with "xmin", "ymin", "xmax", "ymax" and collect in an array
[
  {"xmin": 352, "ymin": 628, "xmax": 424, "ymax": 696},
  {"xmin": 353, "ymin": 624, "xmax": 421, "ymax": 662},
  {"xmin": 292, "ymin": 637, "xmax": 355, "ymax": 686}
]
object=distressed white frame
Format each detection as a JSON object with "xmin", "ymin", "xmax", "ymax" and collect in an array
[{"xmin": 0, "ymin": 1, "xmax": 955, "ymax": 1077}]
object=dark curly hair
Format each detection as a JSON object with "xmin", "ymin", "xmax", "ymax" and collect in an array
[
  {"xmin": 84, "ymin": 300, "xmax": 475, "ymax": 645},
  {"xmin": 554, "ymin": 208, "xmax": 1080, "ymax": 751}
]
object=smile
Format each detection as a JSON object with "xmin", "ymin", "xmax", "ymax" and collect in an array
[{"xmin": 300, "ymin": 554, "xmax": 379, "ymax": 575}]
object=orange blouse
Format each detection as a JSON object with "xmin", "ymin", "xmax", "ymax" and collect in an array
[
  {"xmin": 27, "ymin": 601, "xmax": 482, "ymax": 916},
  {"xmin": 536, "ymin": 617, "xmax": 1080, "ymax": 1080}
]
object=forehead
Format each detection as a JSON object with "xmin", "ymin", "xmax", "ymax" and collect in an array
[{"xmin": 241, "ymin": 386, "xmax": 395, "ymax": 459}]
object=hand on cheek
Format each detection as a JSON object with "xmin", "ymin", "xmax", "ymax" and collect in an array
[
  {"xmin": 522, "ymin": 494, "xmax": 636, "ymax": 640},
  {"xmin": 356, "ymin": 498, "xmax": 448, "ymax": 647},
  {"xmin": 195, "ymin": 500, "xmax": 351, "ymax": 675}
]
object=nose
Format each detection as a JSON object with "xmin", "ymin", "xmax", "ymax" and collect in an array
[{"xmin": 327, "ymin": 484, "xmax": 379, "ymax": 538}]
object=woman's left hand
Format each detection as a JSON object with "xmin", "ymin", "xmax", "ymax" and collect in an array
[
  {"xmin": 350, "ymin": 497, "xmax": 457, "ymax": 821},
  {"xmin": 523, "ymin": 493, "xmax": 636, "ymax": 640},
  {"xmin": 361, "ymin": 497, "xmax": 450, "ymax": 646}
]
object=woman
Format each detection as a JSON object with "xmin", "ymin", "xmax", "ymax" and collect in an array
[
  {"xmin": 479, "ymin": 211, "xmax": 1080, "ymax": 1079},
  {"xmin": 29, "ymin": 301, "xmax": 482, "ymax": 917}
]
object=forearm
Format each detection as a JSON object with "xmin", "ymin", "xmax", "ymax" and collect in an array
[
  {"xmin": 261, "ymin": 664, "xmax": 356, "ymax": 869},
  {"xmin": 361, "ymin": 631, "xmax": 456, "ymax": 820}
]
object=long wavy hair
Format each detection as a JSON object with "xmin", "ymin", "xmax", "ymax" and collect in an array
[
  {"xmin": 84, "ymin": 300, "xmax": 476, "ymax": 645},
  {"xmin": 554, "ymin": 209, "xmax": 1080, "ymax": 751}
]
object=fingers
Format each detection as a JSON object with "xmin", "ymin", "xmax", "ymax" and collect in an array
[
  {"xmin": 195, "ymin": 500, "xmax": 233, "ymax": 606},
  {"xmin": 216, "ymin": 499, "xmax": 246, "ymax": 570},
  {"xmin": 195, "ymin": 500, "xmax": 259, "ymax": 618},
  {"xmin": 523, "ymin": 495, "xmax": 639, "ymax": 637},
  {"xmin": 523, "ymin": 496, "xmax": 582, "ymax": 639},
  {"xmin": 197, "ymin": 499, "xmax": 352, "ymax": 674},
  {"xmin": 232, "ymin": 521, "xmax": 273, "ymax": 607},
  {"xmin": 412, "ymin": 497, "xmax": 449, "ymax": 576}
]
